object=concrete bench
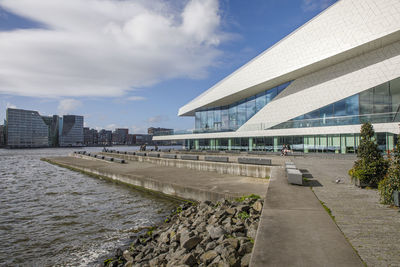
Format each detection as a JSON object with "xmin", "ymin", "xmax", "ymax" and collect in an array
[
  {"xmin": 161, "ymin": 154, "xmax": 177, "ymax": 159},
  {"xmin": 238, "ymin": 157, "xmax": 271, "ymax": 165},
  {"xmin": 148, "ymin": 153, "xmax": 160, "ymax": 158},
  {"xmin": 104, "ymin": 156, "xmax": 114, "ymax": 162},
  {"xmin": 225, "ymin": 150, "xmax": 241, "ymax": 154},
  {"xmin": 136, "ymin": 152, "xmax": 147, "ymax": 157},
  {"xmin": 287, "ymin": 169, "xmax": 303, "ymax": 185},
  {"xmin": 97, "ymin": 155, "xmax": 105, "ymax": 160},
  {"xmin": 204, "ymin": 156, "xmax": 229, "ymax": 163},
  {"xmin": 113, "ymin": 158, "xmax": 125, "ymax": 164},
  {"xmin": 285, "ymin": 162, "xmax": 296, "ymax": 169},
  {"xmin": 206, "ymin": 150, "xmax": 220, "ymax": 153},
  {"xmin": 181, "ymin": 155, "xmax": 199, "ymax": 161},
  {"xmin": 161, "ymin": 149, "xmax": 171, "ymax": 152},
  {"xmin": 127, "ymin": 151, "xmax": 136, "ymax": 155}
]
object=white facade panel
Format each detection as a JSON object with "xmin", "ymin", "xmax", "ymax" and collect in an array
[
  {"xmin": 179, "ymin": 0, "xmax": 400, "ymax": 116},
  {"xmin": 240, "ymin": 41, "xmax": 400, "ymax": 131}
]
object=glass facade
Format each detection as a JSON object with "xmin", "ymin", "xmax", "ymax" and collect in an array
[
  {"xmin": 194, "ymin": 81, "xmax": 292, "ymax": 133},
  {"xmin": 271, "ymin": 77, "xmax": 400, "ymax": 129},
  {"xmin": 6, "ymin": 108, "xmax": 49, "ymax": 148},
  {"xmin": 59, "ymin": 115, "xmax": 84, "ymax": 147},
  {"xmin": 185, "ymin": 133, "xmax": 397, "ymax": 154}
]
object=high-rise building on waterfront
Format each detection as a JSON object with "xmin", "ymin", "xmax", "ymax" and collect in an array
[
  {"xmin": 59, "ymin": 115, "xmax": 84, "ymax": 147},
  {"xmin": 5, "ymin": 108, "xmax": 49, "ymax": 148},
  {"xmin": 0, "ymin": 125, "xmax": 5, "ymax": 147},
  {"xmin": 41, "ymin": 115, "xmax": 60, "ymax": 147},
  {"xmin": 154, "ymin": 0, "xmax": 400, "ymax": 153}
]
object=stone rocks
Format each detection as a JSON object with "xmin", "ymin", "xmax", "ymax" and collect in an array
[
  {"xmin": 252, "ymin": 200, "xmax": 263, "ymax": 213},
  {"xmin": 102, "ymin": 196, "xmax": 263, "ymax": 267},
  {"xmin": 182, "ymin": 236, "xmax": 202, "ymax": 251},
  {"xmin": 207, "ymin": 225, "xmax": 226, "ymax": 240},
  {"xmin": 200, "ymin": 250, "xmax": 218, "ymax": 264}
]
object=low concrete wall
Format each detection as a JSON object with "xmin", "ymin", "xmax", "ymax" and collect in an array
[{"xmin": 101, "ymin": 152, "xmax": 270, "ymax": 178}]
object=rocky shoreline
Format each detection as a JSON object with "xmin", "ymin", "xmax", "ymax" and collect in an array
[{"xmin": 101, "ymin": 195, "xmax": 263, "ymax": 267}]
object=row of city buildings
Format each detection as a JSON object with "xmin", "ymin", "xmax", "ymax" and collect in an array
[{"xmin": 0, "ymin": 108, "xmax": 176, "ymax": 148}]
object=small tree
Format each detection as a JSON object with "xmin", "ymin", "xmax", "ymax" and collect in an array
[
  {"xmin": 379, "ymin": 141, "xmax": 400, "ymax": 204},
  {"xmin": 349, "ymin": 122, "xmax": 389, "ymax": 187}
]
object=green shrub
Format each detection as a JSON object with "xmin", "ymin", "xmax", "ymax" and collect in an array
[
  {"xmin": 349, "ymin": 122, "xmax": 389, "ymax": 187},
  {"xmin": 379, "ymin": 142, "xmax": 400, "ymax": 204}
]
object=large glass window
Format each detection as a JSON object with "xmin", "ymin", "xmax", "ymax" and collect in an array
[
  {"xmin": 237, "ymin": 100, "xmax": 247, "ymax": 127},
  {"xmin": 200, "ymin": 111, "xmax": 207, "ymax": 130},
  {"xmin": 255, "ymin": 92, "xmax": 266, "ymax": 112},
  {"xmin": 271, "ymin": 77, "xmax": 400, "ymax": 130},
  {"xmin": 221, "ymin": 107, "xmax": 229, "ymax": 130},
  {"xmin": 246, "ymin": 96, "xmax": 256, "ymax": 120},
  {"xmin": 229, "ymin": 104, "xmax": 237, "ymax": 130},
  {"xmin": 214, "ymin": 108, "xmax": 221, "ymax": 131},
  {"xmin": 193, "ymin": 81, "xmax": 292, "ymax": 132}
]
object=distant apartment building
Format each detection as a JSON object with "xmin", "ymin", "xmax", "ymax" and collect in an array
[
  {"xmin": 84, "ymin": 127, "xmax": 98, "ymax": 146},
  {"xmin": 41, "ymin": 115, "xmax": 60, "ymax": 147},
  {"xmin": 5, "ymin": 108, "xmax": 49, "ymax": 148},
  {"xmin": 0, "ymin": 125, "xmax": 5, "ymax": 147},
  {"xmin": 98, "ymin": 129, "xmax": 112, "ymax": 145},
  {"xmin": 59, "ymin": 115, "xmax": 84, "ymax": 147},
  {"xmin": 148, "ymin": 127, "xmax": 173, "ymax": 136},
  {"xmin": 132, "ymin": 134, "xmax": 152, "ymax": 145},
  {"xmin": 126, "ymin": 134, "xmax": 134, "ymax": 145},
  {"xmin": 112, "ymin": 128, "xmax": 129, "ymax": 145}
]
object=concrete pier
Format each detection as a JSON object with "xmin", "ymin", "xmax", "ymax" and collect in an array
[{"xmin": 43, "ymin": 155, "xmax": 269, "ymax": 202}]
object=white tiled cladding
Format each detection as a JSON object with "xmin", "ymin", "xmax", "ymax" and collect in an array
[
  {"xmin": 179, "ymin": 0, "xmax": 400, "ymax": 116},
  {"xmin": 239, "ymin": 40, "xmax": 400, "ymax": 131}
]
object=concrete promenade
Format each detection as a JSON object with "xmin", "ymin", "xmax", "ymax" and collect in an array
[
  {"xmin": 43, "ymin": 156, "xmax": 269, "ymax": 202},
  {"xmin": 250, "ymin": 158, "xmax": 363, "ymax": 267},
  {"xmin": 293, "ymin": 157, "xmax": 400, "ymax": 267},
  {"xmin": 46, "ymin": 152, "xmax": 400, "ymax": 266}
]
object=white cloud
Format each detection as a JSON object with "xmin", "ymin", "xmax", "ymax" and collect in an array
[
  {"xmin": 301, "ymin": 0, "xmax": 335, "ymax": 12},
  {"xmin": 127, "ymin": 96, "xmax": 146, "ymax": 101},
  {"xmin": 105, "ymin": 123, "xmax": 117, "ymax": 130},
  {"xmin": 0, "ymin": 0, "xmax": 229, "ymax": 98},
  {"xmin": 131, "ymin": 125, "xmax": 148, "ymax": 134},
  {"xmin": 6, "ymin": 102, "xmax": 16, "ymax": 109},
  {"xmin": 146, "ymin": 115, "xmax": 169, "ymax": 124},
  {"xmin": 57, "ymin": 98, "xmax": 82, "ymax": 114}
]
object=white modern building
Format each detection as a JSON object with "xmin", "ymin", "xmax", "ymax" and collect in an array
[{"xmin": 154, "ymin": 0, "xmax": 400, "ymax": 154}]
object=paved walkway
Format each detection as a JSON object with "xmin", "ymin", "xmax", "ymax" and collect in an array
[
  {"xmin": 250, "ymin": 158, "xmax": 363, "ymax": 267},
  {"xmin": 44, "ymin": 156, "xmax": 269, "ymax": 202},
  {"xmin": 292, "ymin": 157, "xmax": 400, "ymax": 267}
]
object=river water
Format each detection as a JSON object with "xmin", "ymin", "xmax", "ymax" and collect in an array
[{"xmin": 0, "ymin": 147, "xmax": 179, "ymax": 266}]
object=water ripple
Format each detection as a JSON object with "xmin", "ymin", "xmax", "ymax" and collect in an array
[{"xmin": 0, "ymin": 147, "xmax": 179, "ymax": 266}]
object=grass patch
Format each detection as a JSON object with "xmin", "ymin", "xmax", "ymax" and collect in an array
[
  {"xmin": 319, "ymin": 200, "xmax": 335, "ymax": 221},
  {"xmin": 237, "ymin": 211, "xmax": 250, "ymax": 220},
  {"xmin": 235, "ymin": 194, "xmax": 261, "ymax": 202}
]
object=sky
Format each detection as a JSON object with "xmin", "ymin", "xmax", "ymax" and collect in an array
[{"xmin": 0, "ymin": 0, "xmax": 337, "ymax": 133}]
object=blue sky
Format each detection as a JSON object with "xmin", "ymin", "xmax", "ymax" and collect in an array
[{"xmin": 0, "ymin": 0, "xmax": 337, "ymax": 133}]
